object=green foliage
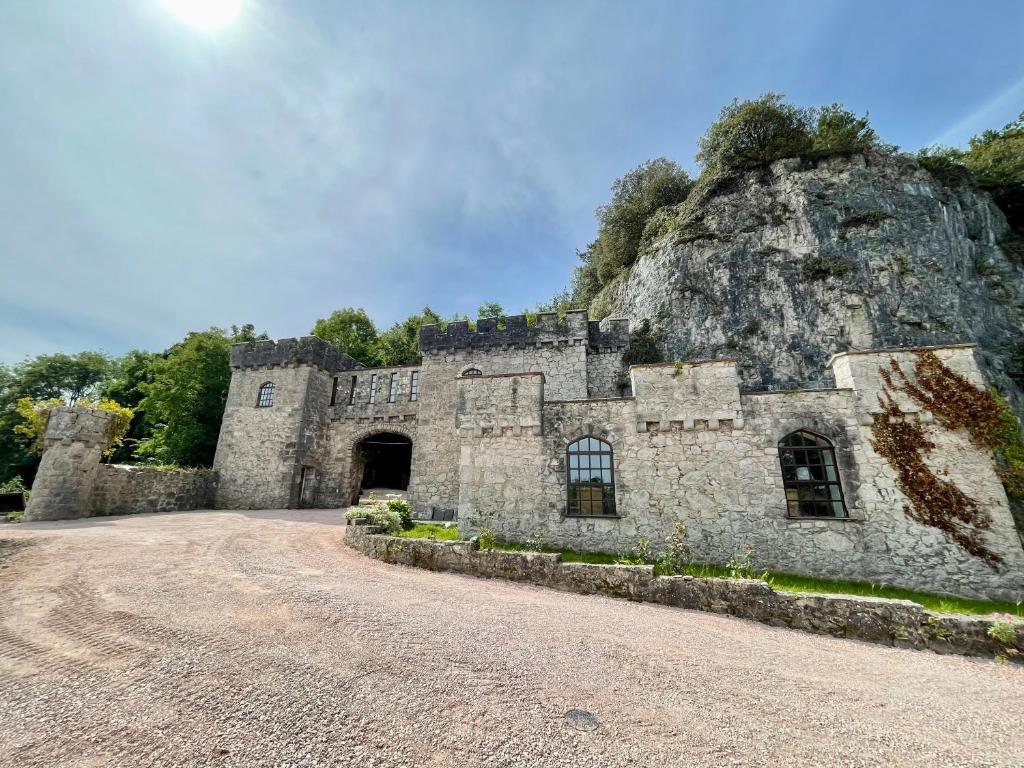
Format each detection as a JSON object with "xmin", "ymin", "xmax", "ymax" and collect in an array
[
  {"xmin": 987, "ymin": 616, "xmax": 1019, "ymax": 645},
  {"xmin": 802, "ymin": 254, "xmax": 855, "ymax": 281},
  {"xmin": 478, "ymin": 534, "xmax": 1023, "ymax": 616},
  {"xmin": 476, "ymin": 302, "xmax": 504, "ymax": 319},
  {"xmin": 311, "ymin": 307, "xmax": 380, "ymax": 366},
  {"xmin": 99, "ymin": 350, "xmax": 159, "ymax": 463},
  {"xmin": 0, "ymin": 353, "xmax": 115, "ymax": 483},
  {"xmin": 0, "ymin": 476, "xmax": 26, "ymax": 494},
  {"xmin": 918, "ymin": 112, "xmax": 1024, "ymax": 231},
  {"xmin": 696, "ymin": 93, "xmax": 814, "ymax": 173},
  {"xmin": 568, "ymin": 95, "xmax": 889, "ymax": 309},
  {"xmin": 534, "ymin": 289, "xmax": 579, "ymax": 319},
  {"xmin": 373, "ymin": 306, "xmax": 442, "ymax": 367},
  {"xmin": 916, "ymin": 145, "xmax": 975, "ymax": 187},
  {"xmin": 345, "ymin": 504, "xmax": 402, "ymax": 534},
  {"xmin": 657, "ymin": 521, "xmax": 691, "ymax": 576},
  {"xmin": 137, "ymin": 326, "xmax": 265, "ymax": 468},
  {"xmin": 990, "ymin": 392, "xmax": 1024, "ymax": 508},
  {"xmin": 9, "ymin": 351, "xmax": 112, "ymax": 405},
  {"xmin": 574, "ymin": 158, "xmax": 693, "ymax": 296},
  {"xmin": 5, "ymin": 510, "xmax": 24, "ymax": 523},
  {"xmin": 396, "ymin": 523, "xmax": 459, "ymax": 540},
  {"xmin": 384, "ymin": 497, "xmax": 413, "ymax": 530},
  {"xmin": 811, "ymin": 103, "xmax": 881, "ymax": 155},
  {"xmin": 725, "ymin": 546, "xmax": 757, "ymax": 579},
  {"xmin": 477, "ymin": 527, "xmax": 497, "ymax": 550},
  {"xmin": 12, "ymin": 397, "xmax": 63, "ymax": 453},
  {"xmin": 13, "ymin": 396, "xmax": 132, "ymax": 457}
]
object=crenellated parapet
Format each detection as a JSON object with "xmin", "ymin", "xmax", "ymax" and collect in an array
[
  {"xmin": 630, "ymin": 360, "xmax": 745, "ymax": 432},
  {"xmin": 587, "ymin": 318, "xmax": 630, "ymax": 352},
  {"xmin": 456, "ymin": 373, "xmax": 545, "ymax": 437},
  {"xmin": 419, "ymin": 310, "xmax": 591, "ymax": 352},
  {"xmin": 230, "ymin": 336, "xmax": 362, "ymax": 373}
]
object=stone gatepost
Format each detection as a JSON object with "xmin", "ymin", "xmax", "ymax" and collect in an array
[{"xmin": 24, "ymin": 406, "xmax": 115, "ymax": 522}]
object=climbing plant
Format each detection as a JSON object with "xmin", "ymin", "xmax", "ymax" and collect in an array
[{"xmin": 871, "ymin": 351, "xmax": 1024, "ymax": 567}]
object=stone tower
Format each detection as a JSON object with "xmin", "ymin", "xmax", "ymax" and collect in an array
[
  {"xmin": 24, "ymin": 406, "xmax": 115, "ymax": 522},
  {"xmin": 213, "ymin": 337, "xmax": 362, "ymax": 509}
]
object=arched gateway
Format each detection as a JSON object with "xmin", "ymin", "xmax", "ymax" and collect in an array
[{"xmin": 349, "ymin": 431, "xmax": 412, "ymax": 505}]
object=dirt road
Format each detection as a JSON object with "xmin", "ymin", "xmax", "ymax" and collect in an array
[{"xmin": 0, "ymin": 510, "xmax": 1019, "ymax": 767}]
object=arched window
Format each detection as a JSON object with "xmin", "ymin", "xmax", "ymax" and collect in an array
[
  {"xmin": 566, "ymin": 437, "xmax": 616, "ymax": 517},
  {"xmin": 256, "ymin": 382, "xmax": 275, "ymax": 408},
  {"xmin": 462, "ymin": 367, "xmax": 483, "ymax": 377},
  {"xmin": 778, "ymin": 430, "xmax": 847, "ymax": 518}
]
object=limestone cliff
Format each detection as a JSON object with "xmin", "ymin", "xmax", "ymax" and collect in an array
[{"xmin": 608, "ymin": 151, "xmax": 1024, "ymax": 409}]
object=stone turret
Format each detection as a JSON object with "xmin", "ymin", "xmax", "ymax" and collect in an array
[
  {"xmin": 24, "ymin": 407, "xmax": 115, "ymax": 521},
  {"xmin": 214, "ymin": 335, "xmax": 345, "ymax": 509}
]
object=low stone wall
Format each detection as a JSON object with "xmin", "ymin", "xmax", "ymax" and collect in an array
[
  {"xmin": 345, "ymin": 525, "xmax": 1023, "ymax": 661},
  {"xmin": 90, "ymin": 466, "xmax": 217, "ymax": 517}
]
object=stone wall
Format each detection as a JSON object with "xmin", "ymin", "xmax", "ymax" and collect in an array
[
  {"xmin": 315, "ymin": 416, "xmax": 418, "ymax": 508},
  {"xmin": 213, "ymin": 364, "xmax": 318, "ymax": 509},
  {"xmin": 212, "ymin": 312, "xmax": 625, "ymax": 519},
  {"xmin": 586, "ymin": 317, "xmax": 629, "ymax": 398},
  {"xmin": 410, "ymin": 327, "xmax": 591, "ymax": 519},
  {"xmin": 90, "ymin": 466, "xmax": 216, "ymax": 516},
  {"xmin": 24, "ymin": 407, "xmax": 114, "ymax": 521},
  {"xmin": 25, "ymin": 406, "xmax": 217, "ymax": 521},
  {"xmin": 346, "ymin": 525, "xmax": 1024, "ymax": 662},
  {"xmin": 455, "ymin": 348, "xmax": 1024, "ymax": 600}
]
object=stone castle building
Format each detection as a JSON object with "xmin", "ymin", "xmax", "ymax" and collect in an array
[
  {"xmin": 208, "ymin": 311, "xmax": 1023, "ymax": 601},
  {"xmin": 20, "ymin": 152, "xmax": 1024, "ymax": 602}
]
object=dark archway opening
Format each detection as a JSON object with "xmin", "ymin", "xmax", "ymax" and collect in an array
[{"xmin": 357, "ymin": 433, "xmax": 412, "ymax": 493}]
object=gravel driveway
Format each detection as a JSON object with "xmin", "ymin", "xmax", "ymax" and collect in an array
[{"xmin": 0, "ymin": 510, "xmax": 1020, "ymax": 767}]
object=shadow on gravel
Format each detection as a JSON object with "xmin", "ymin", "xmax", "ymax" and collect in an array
[{"xmin": 3, "ymin": 508, "xmax": 346, "ymax": 532}]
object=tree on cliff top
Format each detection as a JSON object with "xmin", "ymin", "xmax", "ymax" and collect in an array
[
  {"xmin": 918, "ymin": 112, "xmax": 1024, "ymax": 233},
  {"xmin": 573, "ymin": 157, "xmax": 692, "ymax": 300},
  {"xmin": 696, "ymin": 93, "xmax": 814, "ymax": 172}
]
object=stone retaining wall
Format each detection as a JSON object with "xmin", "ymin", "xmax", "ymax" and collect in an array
[
  {"xmin": 90, "ymin": 465, "xmax": 217, "ymax": 517},
  {"xmin": 345, "ymin": 524, "xmax": 1023, "ymax": 661}
]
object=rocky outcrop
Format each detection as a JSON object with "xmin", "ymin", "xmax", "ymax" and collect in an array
[{"xmin": 609, "ymin": 152, "xmax": 1024, "ymax": 409}]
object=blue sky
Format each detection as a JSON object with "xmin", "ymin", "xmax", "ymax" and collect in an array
[{"xmin": 2, "ymin": 0, "xmax": 1022, "ymax": 363}]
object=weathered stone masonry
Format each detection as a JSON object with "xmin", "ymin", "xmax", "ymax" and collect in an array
[
  {"xmin": 207, "ymin": 310, "xmax": 1022, "ymax": 600},
  {"xmin": 24, "ymin": 406, "xmax": 215, "ymax": 522}
]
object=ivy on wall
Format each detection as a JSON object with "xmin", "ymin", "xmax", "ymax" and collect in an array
[{"xmin": 870, "ymin": 351, "xmax": 1024, "ymax": 568}]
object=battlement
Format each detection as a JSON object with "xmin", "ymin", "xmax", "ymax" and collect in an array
[
  {"xmin": 419, "ymin": 310, "xmax": 592, "ymax": 352},
  {"xmin": 588, "ymin": 317, "xmax": 630, "ymax": 350},
  {"xmin": 230, "ymin": 336, "xmax": 363, "ymax": 372},
  {"xmin": 44, "ymin": 406, "xmax": 116, "ymax": 447}
]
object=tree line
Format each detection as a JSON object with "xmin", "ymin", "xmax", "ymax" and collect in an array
[{"xmin": 0, "ymin": 302, "xmax": 550, "ymax": 484}]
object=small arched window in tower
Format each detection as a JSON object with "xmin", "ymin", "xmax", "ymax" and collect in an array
[
  {"xmin": 778, "ymin": 430, "xmax": 847, "ymax": 518},
  {"xmin": 462, "ymin": 367, "xmax": 483, "ymax": 377},
  {"xmin": 256, "ymin": 382, "xmax": 275, "ymax": 408},
  {"xmin": 566, "ymin": 437, "xmax": 616, "ymax": 517}
]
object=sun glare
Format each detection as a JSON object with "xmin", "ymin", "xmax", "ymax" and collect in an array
[{"xmin": 161, "ymin": 0, "xmax": 243, "ymax": 30}]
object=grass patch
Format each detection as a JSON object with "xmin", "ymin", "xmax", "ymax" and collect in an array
[
  {"xmin": 762, "ymin": 572, "xmax": 1022, "ymax": 617},
  {"xmin": 482, "ymin": 539, "xmax": 1022, "ymax": 617},
  {"xmin": 395, "ymin": 523, "xmax": 459, "ymax": 541}
]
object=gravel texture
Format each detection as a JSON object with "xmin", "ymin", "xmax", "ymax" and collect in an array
[{"xmin": 0, "ymin": 509, "xmax": 1021, "ymax": 768}]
